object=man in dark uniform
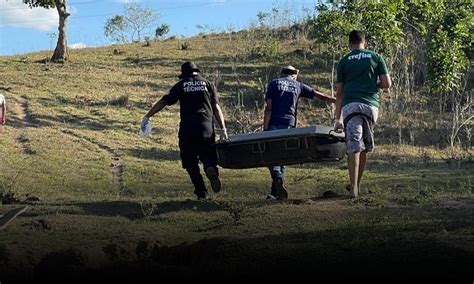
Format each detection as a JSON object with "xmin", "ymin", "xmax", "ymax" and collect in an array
[
  {"xmin": 263, "ymin": 65, "xmax": 336, "ymax": 199},
  {"xmin": 141, "ymin": 61, "xmax": 228, "ymax": 200}
]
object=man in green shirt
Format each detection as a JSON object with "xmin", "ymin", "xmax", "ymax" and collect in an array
[{"xmin": 334, "ymin": 30, "xmax": 392, "ymax": 198}]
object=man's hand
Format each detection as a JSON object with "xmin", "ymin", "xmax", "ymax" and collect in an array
[
  {"xmin": 141, "ymin": 116, "xmax": 149, "ymax": 132},
  {"xmin": 217, "ymin": 128, "xmax": 229, "ymax": 141},
  {"xmin": 333, "ymin": 118, "xmax": 344, "ymax": 133},
  {"xmin": 222, "ymin": 128, "xmax": 229, "ymax": 140}
]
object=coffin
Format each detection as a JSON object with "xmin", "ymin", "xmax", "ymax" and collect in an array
[{"xmin": 216, "ymin": 125, "xmax": 346, "ymax": 169}]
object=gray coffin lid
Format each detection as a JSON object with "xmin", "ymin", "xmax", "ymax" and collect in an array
[{"xmin": 221, "ymin": 125, "xmax": 344, "ymax": 143}]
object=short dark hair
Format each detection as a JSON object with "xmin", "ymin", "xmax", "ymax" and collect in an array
[{"xmin": 349, "ymin": 30, "xmax": 365, "ymax": 44}]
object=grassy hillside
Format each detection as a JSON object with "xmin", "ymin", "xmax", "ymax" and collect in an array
[{"xmin": 0, "ymin": 33, "xmax": 472, "ymax": 280}]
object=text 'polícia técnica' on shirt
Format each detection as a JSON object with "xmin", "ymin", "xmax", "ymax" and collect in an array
[{"xmin": 183, "ymin": 81, "xmax": 208, "ymax": 92}]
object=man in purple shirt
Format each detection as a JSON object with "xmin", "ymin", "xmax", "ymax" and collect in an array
[{"xmin": 263, "ymin": 66, "xmax": 336, "ymax": 199}]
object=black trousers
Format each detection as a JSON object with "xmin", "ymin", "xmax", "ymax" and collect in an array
[{"xmin": 179, "ymin": 135, "xmax": 218, "ymax": 194}]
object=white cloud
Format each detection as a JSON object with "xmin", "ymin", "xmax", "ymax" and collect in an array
[
  {"xmin": 69, "ymin": 42, "xmax": 87, "ymax": 49},
  {"xmin": 0, "ymin": 0, "xmax": 58, "ymax": 31}
]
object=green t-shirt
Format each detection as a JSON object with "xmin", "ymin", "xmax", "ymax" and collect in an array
[{"xmin": 336, "ymin": 48, "xmax": 388, "ymax": 108}]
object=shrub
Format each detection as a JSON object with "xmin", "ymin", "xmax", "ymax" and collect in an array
[{"xmin": 180, "ymin": 42, "xmax": 190, "ymax": 50}]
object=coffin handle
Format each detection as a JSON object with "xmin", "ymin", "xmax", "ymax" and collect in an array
[
  {"xmin": 285, "ymin": 138, "xmax": 301, "ymax": 150},
  {"xmin": 251, "ymin": 142, "xmax": 266, "ymax": 154}
]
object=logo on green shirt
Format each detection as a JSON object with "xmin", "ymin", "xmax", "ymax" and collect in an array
[{"xmin": 347, "ymin": 52, "xmax": 372, "ymax": 60}]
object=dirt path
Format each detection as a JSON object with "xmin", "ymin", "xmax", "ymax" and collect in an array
[
  {"xmin": 7, "ymin": 92, "xmax": 35, "ymax": 155},
  {"xmin": 15, "ymin": 94, "xmax": 34, "ymax": 126},
  {"xmin": 60, "ymin": 129, "xmax": 125, "ymax": 195},
  {"xmin": 5, "ymin": 91, "xmax": 125, "ymax": 195}
]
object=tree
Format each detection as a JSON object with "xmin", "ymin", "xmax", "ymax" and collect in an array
[
  {"xmin": 104, "ymin": 15, "xmax": 128, "ymax": 43},
  {"xmin": 104, "ymin": 3, "xmax": 158, "ymax": 43},
  {"xmin": 426, "ymin": 1, "xmax": 472, "ymax": 94},
  {"xmin": 24, "ymin": 0, "xmax": 70, "ymax": 62},
  {"xmin": 155, "ymin": 24, "xmax": 170, "ymax": 39},
  {"xmin": 123, "ymin": 3, "xmax": 157, "ymax": 42},
  {"xmin": 310, "ymin": 4, "xmax": 353, "ymax": 97}
]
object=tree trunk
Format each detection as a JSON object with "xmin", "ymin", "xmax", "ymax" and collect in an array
[{"xmin": 51, "ymin": 0, "xmax": 70, "ymax": 62}]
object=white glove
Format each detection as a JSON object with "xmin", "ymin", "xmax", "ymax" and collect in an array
[
  {"xmin": 141, "ymin": 116, "xmax": 149, "ymax": 132},
  {"xmin": 333, "ymin": 119, "xmax": 344, "ymax": 133},
  {"xmin": 139, "ymin": 116, "xmax": 152, "ymax": 137}
]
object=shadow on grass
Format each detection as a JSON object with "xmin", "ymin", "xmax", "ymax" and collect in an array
[
  {"xmin": 31, "ymin": 111, "xmax": 136, "ymax": 133},
  {"xmin": 74, "ymin": 199, "xmax": 222, "ymax": 220},
  {"xmin": 123, "ymin": 147, "xmax": 180, "ymax": 161},
  {"xmin": 4, "ymin": 116, "xmax": 31, "ymax": 129},
  {"xmin": 18, "ymin": 207, "xmax": 474, "ymax": 280}
]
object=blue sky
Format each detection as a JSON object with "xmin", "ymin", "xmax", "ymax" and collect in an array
[{"xmin": 0, "ymin": 0, "xmax": 317, "ymax": 56}]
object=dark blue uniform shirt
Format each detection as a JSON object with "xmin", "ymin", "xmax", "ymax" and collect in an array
[
  {"xmin": 162, "ymin": 75, "xmax": 218, "ymax": 139},
  {"xmin": 265, "ymin": 76, "xmax": 315, "ymax": 127}
]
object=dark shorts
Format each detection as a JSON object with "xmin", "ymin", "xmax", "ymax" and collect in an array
[{"xmin": 178, "ymin": 135, "xmax": 218, "ymax": 169}]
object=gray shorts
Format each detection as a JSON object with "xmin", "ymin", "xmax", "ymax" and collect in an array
[{"xmin": 343, "ymin": 102, "xmax": 379, "ymax": 154}]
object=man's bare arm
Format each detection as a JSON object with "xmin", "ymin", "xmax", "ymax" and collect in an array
[
  {"xmin": 1, "ymin": 100, "xmax": 6, "ymax": 124},
  {"xmin": 212, "ymin": 103, "xmax": 226, "ymax": 129},
  {"xmin": 313, "ymin": 90, "xmax": 336, "ymax": 104},
  {"xmin": 335, "ymin": 83, "xmax": 344, "ymax": 120},
  {"xmin": 145, "ymin": 99, "xmax": 167, "ymax": 118},
  {"xmin": 378, "ymin": 74, "xmax": 392, "ymax": 89},
  {"xmin": 263, "ymin": 99, "xmax": 272, "ymax": 130}
]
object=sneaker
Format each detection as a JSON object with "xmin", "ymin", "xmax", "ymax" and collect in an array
[
  {"xmin": 272, "ymin": 177, "xmax": 288, "ymax": 200},
  {"xmin": 205, "ymin": 167, "xmax": 221, "ymax": 193}
]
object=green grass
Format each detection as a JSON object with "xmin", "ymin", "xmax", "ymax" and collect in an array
[{"xmin": 0, "ymin": 34, "xmax": 472, "ymax": 280}]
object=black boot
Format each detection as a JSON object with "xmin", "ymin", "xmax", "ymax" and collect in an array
[
  {"xmin": 205, "ymin": 166, "xmax": 221, "ymax": 193},
  {"xmin": 186, "ymin": 166, "xmax": 208, "ymax": 200}
]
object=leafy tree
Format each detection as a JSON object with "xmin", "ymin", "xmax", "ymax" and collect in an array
[
  {"xmin": 104, "ymin": 3, "xmax": 158, "ymax": 43},
  {"xmin": 123, "ymin": 3, "xmax": 157, "ymax": 42},
  {"xmin": 24, "ymin": 0, "xmax": 69, "ymax": 62},
  {"xmin": 155, "ymin": 24, "xmax": 170, "ymax": 39},
  {"xmin": 426, "ymin": 1, "xmax": 472, "ymax": 93},
  {"xmin": 104, "ymin": 15, "xmax": 128, "ymax": 43},
  {"xmin": 311, "ymin": 4, "xmax": 352, "ymax": 55},
  {"xmin": 310, "ymin": 4, "xmax": 353, "ymax": 96},
  {"xmin": 310, "ymin": 0, "xmax": 472, "ymax": 94}
]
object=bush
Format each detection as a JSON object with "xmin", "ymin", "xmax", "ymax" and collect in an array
[
  {"xmin": 252, "ymin": 38, "xmax": 280, "ymax": 59},
  {"xmin": 180, "ymin": 42, "xmax": 190, "ymax": 50}
]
